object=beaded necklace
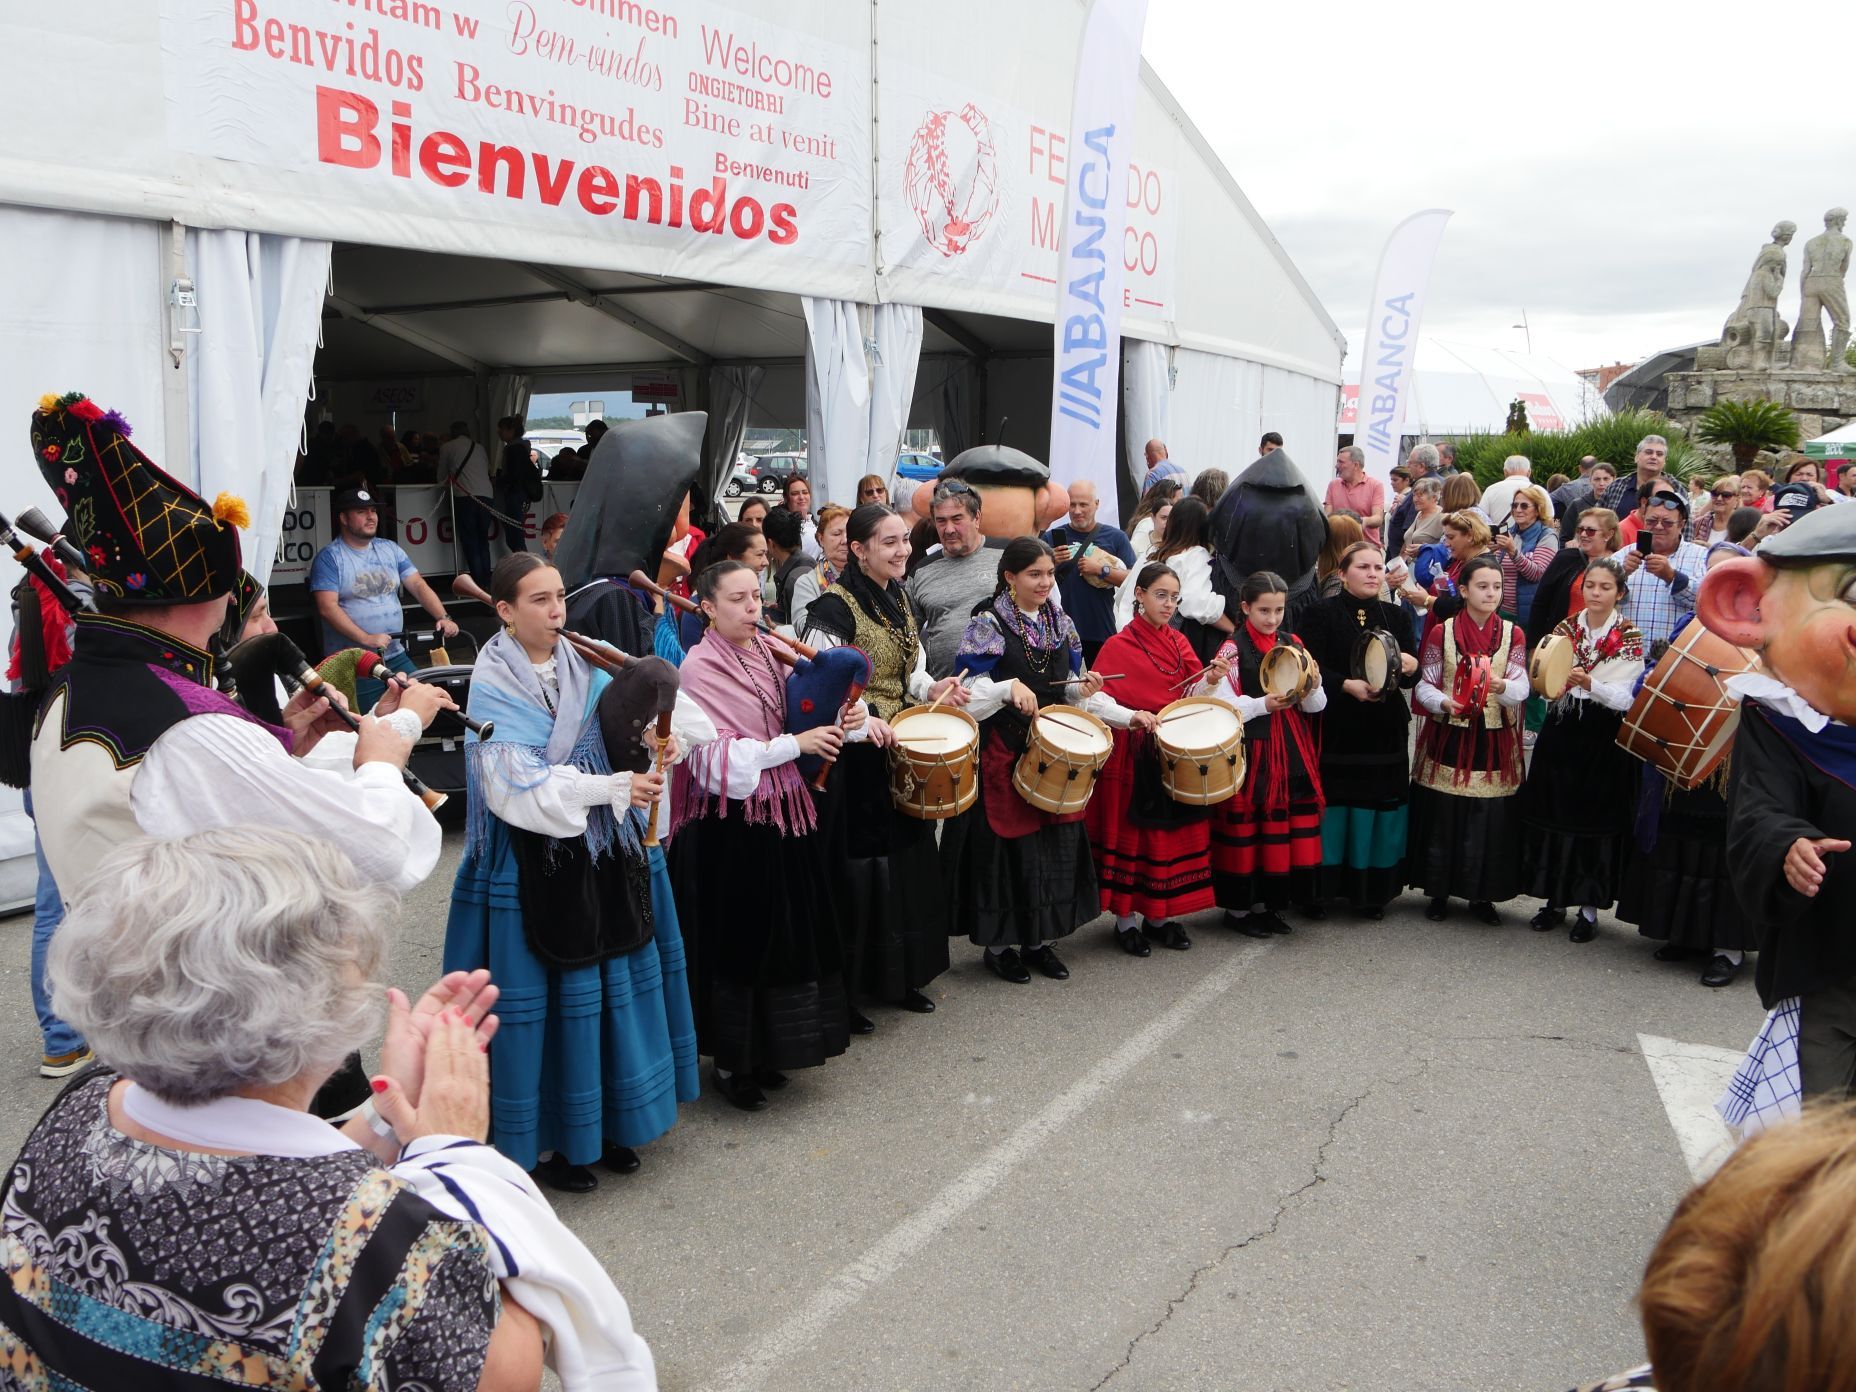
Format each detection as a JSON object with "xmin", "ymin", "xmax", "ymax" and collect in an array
[
  {"xmin": 721, "ymin": 634, "xmax": 786, "ymax": 731},
  {"xmin": 1005, "ymin": 598, "xmax": 1059, "ymax": 676},
  {"xmin": 1127, "ymin": 613, "xmax": 1189, "ymax": 679}
]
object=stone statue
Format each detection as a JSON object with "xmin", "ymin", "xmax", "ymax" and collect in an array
[
  {"xmin": 1791, "ymin": 208, "xmax": 1852, "ymax": 372},
  {"xmin": 1720, "ymin": 221, "xmax": 1795, "ymax": 370}
]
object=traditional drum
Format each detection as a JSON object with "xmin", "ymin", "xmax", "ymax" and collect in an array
[
  {"xmin": 1616, "ymin": 620, "xmax": 1759, "ymax": 790},
  {"xmin": 1349, "ymin": 629, "xmax": 1403, "ymax": 698},
  {"xmin": 887, "ymin": 705, "xmax": 981, "ymax": 820},
  {"xmin": 1153, "ymin": 697, "xmax": 1245, "ymax": 805},
  {"xmin": 1012, "ymin": 707, "xmax": 1113, "ymax": 816},
  {"xmin": 1259, "ymin": 644, "xmax": 1321, "ymax": 703},
  {"xmin": 1527, "ymin": 633, "xmax": 1577, "ymax": 700}
]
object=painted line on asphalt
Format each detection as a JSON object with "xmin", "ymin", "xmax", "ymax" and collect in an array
[
  {"xmin": 700, "ymin": 939, "xmax": 1277, "ymax": 1392},
  {"xmin": 1638, "ymin": 1032, "xmax": 1744, "ymax": 1182}
]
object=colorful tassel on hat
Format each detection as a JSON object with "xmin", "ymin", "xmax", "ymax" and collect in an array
[{"xmin": 212, "ymin": 493, "xmax": 251, "ymax": 530}]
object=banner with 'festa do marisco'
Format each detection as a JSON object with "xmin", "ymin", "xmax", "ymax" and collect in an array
[{"xmin": 156, "ymin": 0, "xmax": 874, "ymax": 297}]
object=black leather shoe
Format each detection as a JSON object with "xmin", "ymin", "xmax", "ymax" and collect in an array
[
  {"xmin": 1424, "ymin": 898, "xmax": 1449, "ymax": 922},
  {"xmin": 1297, "ymin": 902, "xmax": 1328, "ymax": 921},
  {"xmin": 1529, "ymin": 907, "xmax": 1565, "ymax": 932},
  {"xmin": 1469, "ymin": 901, "xmax": 1501, "ymax": 926},
  {"xmin": 899, "ymin": 989, "xmax": 936, "ymax": 1013},
  {"xmin": 1652, "ymin": 943, "xmax": 1699, "ymax": 963},
  {"xmin": 1226, "ymin": 911, "xmax": 1274, "ymax": 939},
  {"xmin": 1252, "ymin": 910, "xmax": 1290, "ymax": 935},
  {"xmin": 847, "ymin": 1009, "xmax": 876, "ymax": 1036},
  {"xmin": 533, "ymin": 1154, "xmax": 598, "ymax": 1193},
  {"xmin": 1700, "ymin": 954, "xmax": 1740, "ymax": 988},
  {"xmin": 753, "ymin": 1069, "xmax": 789, "ymax": 1090},
  {"xmin": 1024, "ymin": 945, "xmax": 1071, "ymax": 979},
  {"xmin": 601, "ymin": 1143, "xmax": 642, "ymax": 1175},
  {"xmin": 1569, "ymin": 914, "xmax": 1598, "ymax": 943},
  {"xmin": 985, "ymin": 949, "xmax": 1032, "ymax": 984},
  {"xmin": 712, "ymin": 1068, "xmax": 769, "ymax": 1111},
  {"xmin": 1142, "ymin": 919, "xmax": 1192, "ymax": 950},
  {"xmin": 1116, "ymin": 926, "xmax": 1152, "ymax": 957},
  {"xmin": 1363, "ymin": 904, "xmax": 1385, "ymax": 921}
]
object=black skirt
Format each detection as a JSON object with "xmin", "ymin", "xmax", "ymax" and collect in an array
[
  {"xmin": 1405, "ymin": 785, "xmax": 1522, "ymax": 903},
  {"xmin": 669, "ymin": 809, "xmax": 850, "ymax": 1073},
  {"xmin": 1614, "ymin": 771, "xmax": 1754, "ymax": 951},
  {"xmin": 1516, "ymin": 699, "xmax": 1635, "ymax": 909},
  {"xmin": 815, "ymin": 741, "xmax": 951, "ymax": 999},
  {"xmin": 939, "ymin": 777, "xmax": 1100, "ymax": 951}
]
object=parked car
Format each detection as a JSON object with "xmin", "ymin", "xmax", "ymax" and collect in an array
[
  {"xmin": 751, "ymin": 454, "xmax": 810, "ymax": 494},
  {"xmin": 894, "ymin": 452, "xmax": 942, "ymax": 482},
  {"xmin": 723, "ymin": 468, "xmax": 759, "ymax": 498}
]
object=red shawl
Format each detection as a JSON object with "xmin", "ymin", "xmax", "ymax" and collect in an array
[{"xmin": 1092, "ymin": 616, "xmax": 1202, "ymax": 714}]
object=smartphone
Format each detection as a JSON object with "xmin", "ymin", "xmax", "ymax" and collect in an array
[{"xmin": 1635, "ymin": 531, "xmax": 1655, "ymax": 555}]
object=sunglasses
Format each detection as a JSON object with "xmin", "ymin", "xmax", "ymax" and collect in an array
[
  {"xmin": 1644, "ymin": 496, "xmax": 1685, "ymax": 512},
  {"xmin": 1575, "ymin": 525, "xmax": 1604, "ymax": 537},
  {"xmin": 1710, "ymin": 490, "xmax": 1735, "ymax": 499}
]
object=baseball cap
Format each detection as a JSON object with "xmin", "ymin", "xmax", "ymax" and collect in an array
[{"xmin": 334, "ymin": 487, "xmax": 377, "ymax": 513}]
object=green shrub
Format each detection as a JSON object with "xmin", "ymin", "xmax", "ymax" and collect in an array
[
  {"xmin": 1447, "ymin": 410, "xmax": 1698, "ymax": 488},
  {"xmin": 1694, "ymin": 398, "xmax": 1802, "ymax": 464}
]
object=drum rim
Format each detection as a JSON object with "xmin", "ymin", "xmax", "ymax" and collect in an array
[{"xmin": 1154, "ymin": 696, "xmax": 1243, "ymax": 755}]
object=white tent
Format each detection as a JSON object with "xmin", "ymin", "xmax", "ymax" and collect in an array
[
  {"xmin": 1804, "ymin": 420, "xmax": 1856, "ymax": 458},
  {"xmin": 0, "ymin": 0, "xmax": 1344, "ymax": 906},
  {"xmin": 1339, "ymin": 337, "xmax": 1607, "ymax": 438}
]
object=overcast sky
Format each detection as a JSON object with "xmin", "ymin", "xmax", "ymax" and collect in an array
[{"xmin": 1142, "ymin": 0, "xmax": 1854, "ymax": 374}]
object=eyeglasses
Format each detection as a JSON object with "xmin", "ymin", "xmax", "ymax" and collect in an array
[
  {"xmin": 1575, "ymin": 525, "xmax": 1603, "ymax": 537},
  {"xmin": 1644, "ymin": 495, "xmax": 1685, "ymax": 512},
  {"xmin": 933, "ymin": 480, "xmax": 979, "ymax": 502},
  {"xmin": 1646, "ymin": 518, "xmax": 1681, "ymax": 530},
  {"xmin": 1711, "ymin": 490, "xmax": 1735, "ymax": 499},
  {"xmin": 1144, "ymin": 591, "xmax": 1181, "ymax": 606}
]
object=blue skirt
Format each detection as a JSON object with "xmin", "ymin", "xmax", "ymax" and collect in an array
[{"xmin": 444, "ymin": 825, "xmax": 700, "ymax": 1170}]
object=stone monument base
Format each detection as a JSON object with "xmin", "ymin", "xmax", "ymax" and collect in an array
[{"xmin": 1665, "ymin": 369, "xmax": 1856, "ymax": 458}]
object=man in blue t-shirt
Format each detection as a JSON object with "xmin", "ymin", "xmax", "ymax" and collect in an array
[
  {"xmin": 309, "ymin": 488, "xmax": 458, "ymax": 710},
  {"xmin": 1043, "ymin": 479, "xmax": 1137, "ymax": 665}
]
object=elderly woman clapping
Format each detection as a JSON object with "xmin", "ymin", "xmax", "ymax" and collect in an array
[{"xmin": 6, "ymin": 828, "xmax": 655, "ymax": 1391}]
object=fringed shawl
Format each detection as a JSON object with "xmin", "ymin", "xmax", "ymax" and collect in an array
[
  {"xmin": 463, "ymin": 631, "xmax": 630, "ymax": 860},
  {"xmin": 672, "ymin": 629, "xmax": 816, "ymax": 835}
]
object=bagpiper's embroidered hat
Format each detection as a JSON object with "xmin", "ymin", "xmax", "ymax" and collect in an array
[{"xmin": 29, "ymin": 391, "xmax": 248, "ymax": 606}]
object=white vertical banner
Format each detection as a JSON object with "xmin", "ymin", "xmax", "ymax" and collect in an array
[
  {"xmin": 1047, "ymin": 0, "xmax": 1149, "ymax": 525},
  {"xmin": 1355, "ymin": 209, "xmax": 1452, "ymax": 491}
]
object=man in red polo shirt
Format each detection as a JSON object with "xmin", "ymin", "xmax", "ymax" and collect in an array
[{"xmin": 1325, "ymin": 445, "xmax": 1387, "ymax": 543}]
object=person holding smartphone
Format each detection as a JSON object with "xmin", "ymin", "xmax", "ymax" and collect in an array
[
  {"xmin": 1044, "ymin": 480, "xmax": 1136, "ymax": 665},
  {"xmin": 1618, "ymin": 488, "xmax": 1708, "ymax": 645}
]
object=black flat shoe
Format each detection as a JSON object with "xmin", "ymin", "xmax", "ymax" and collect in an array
[
  {"xmin": 899, "ymin": 989, "xmax": 936, "ymax": 1013},
  {"xmin": 985, "ymin": 948, "xmax": 1032, "ymax": 985},
  {"xmin": 712, "ymin": 1068, "xmax": 769, "ymax": 1111},
  {"xmin": 1652, "ymin": 943, "xmax": 1699, "ymax": 963},
  {"xmin": 1297, "ymin": 902, "xmax": 1328, "ymax": 921},
  {"xmin": 1569, "ymin": 916, "xmax": 1597, "ymax": 944},
  {"xmin": 1141, "ymin": 919, "xmax": 1192, "ymax": 950},
  {"xmin": 753, "ymin": 1069, "xmax": 789, "ymax": 1090},
  {"xmin": 1529, "ymin": 907, "xmax": 1565, "ymax": 932},
  {"xmin": 533, "ymin": 1154, "xmax": 598, "ymax": 1193},
  {"xmin": 1252, "ymin": 910, "xmax": 1290, "ymax": 935},
  {"xmin": 601, "ymin": 1143, "xmax": 642, "ymax": 1175},
  {"xmin": 847, "ymin": 1009, "xmax": 876, "ymax": 1036},
  {"xmin": 1469, "ymin": 901, "xmax": 1501, "ymax": 926},
  {"xmin": 1700, "ymin": 954, "xmax": 1740, "ymax": 988},
  {"xmin": 1424, "ymin": 898, "xmax": 1449, "ymax": 922},
  {"xmin": 1024, "ymin": 945, "xmax": 1071, "ymax": 979},
  {"xmin": 1116, "ymin": 926, "xmax": 1152, "ymax": 957},
  {"xmin": 1226, "ymin": 911, "xmax": 1274, "ymax": 939}
]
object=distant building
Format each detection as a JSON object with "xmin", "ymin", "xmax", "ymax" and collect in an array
[{"xmin": 1576, "ymin": 361, "xmax": 1637, "ymax": 396}]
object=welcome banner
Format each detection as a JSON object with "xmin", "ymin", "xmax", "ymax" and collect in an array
[
  {"xmin": 1045, "ymin": 0, "xmax": 1148, "ymax": 523},
  {"xmin": 1355, "ymin": 209, "xmax": 1452, "ymax": 489}
]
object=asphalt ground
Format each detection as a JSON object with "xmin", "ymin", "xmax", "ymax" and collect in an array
[{"xmin": 0, "ymin": 824, "xmax": 1764, "ymax": 1391}]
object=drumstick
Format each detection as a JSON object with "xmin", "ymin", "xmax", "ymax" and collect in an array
[
  {"xmin": 925, "ymin": 667, "xmax": 969, "ymax": 715},
  {"xmin": 1061, "ymin": 673, "xmax": 1126, "ymax": 685}
]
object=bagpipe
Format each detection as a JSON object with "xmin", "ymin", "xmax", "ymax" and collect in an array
[{"xmin": 625, "ymin": 568, "xmax": 871, "ymax": 790}]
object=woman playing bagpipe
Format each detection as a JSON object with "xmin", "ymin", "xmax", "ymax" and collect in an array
[
  {"xmin": 444, "ymin": 553, "xmax": 700, "ymax": 1193},
  {"xmin": 669, "ymin": 560, "xmax": 861, "ymax": 1111},
  {"xmin": 942, "ymin": 537, "xmax": 1123, "ymax": 982},
  {"xmin": 1200, "ymin": 572, "xmax": 1328, "ymax": 938},
  {"xmin": 1405, "ymin": 554, "xmax": 1528, "ymax": 925},
  {"xmin": 1516, "ymin": 555, "xmax": 1645, "ymax": 941},
  {"xmin": 1297, "ymin": 542, "xmax": 1420, "ymax": 920},
  {"xmin": 802, "ymin": 504, "xmax": 963, "ymax": 1025},
  {"xmin": 1086, "ymin": 563, "xmax": 1221, "ymax": 956}
]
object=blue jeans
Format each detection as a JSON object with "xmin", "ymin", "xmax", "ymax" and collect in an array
[
  {"xmin": 356, "ymin": 642, "xmax": 419, "ymax": 714},
  {"xmin": 456, "ymin": 493, "xmax": 494, "ymax": 589},
  {"xmin": 22, "ymin": 791, "xmax": 83, "ymax": 1058}
]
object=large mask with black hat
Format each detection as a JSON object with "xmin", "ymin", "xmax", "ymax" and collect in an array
[
  {"xmin": 552, "ymin": 413, "xmax": 706, "ymax": 590},
  {"xmin": 1698, "ymin": 502, "xmax": 1856, "ymax": 723},
  {"xmin": 30, "ymin": 391, "xmax": 247, "ymax": 606},
  {"xmin": 907, "ymin": 444, "xmax": 1069, "ymax": 540}
]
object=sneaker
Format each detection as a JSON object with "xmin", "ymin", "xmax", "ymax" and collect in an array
[{"xmin": 40, "ymin": 1047, "xmax": 93, "ymax": 1079}]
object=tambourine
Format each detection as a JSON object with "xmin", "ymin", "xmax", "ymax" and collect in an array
[
  {"xmin": 1451, "ymin": 654, "xmax": 1492, "ymax": 712},
  {"xmin": 1349, "ymin": 629, "xmax": 1403, "ymax": 698}
]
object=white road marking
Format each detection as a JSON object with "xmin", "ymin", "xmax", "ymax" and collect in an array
[
  {"xmin": 1638, "ymin": 1032, "xmax": 1744, "ymax": 1182},
  {"xmin": 699, "ymin": 940, "xmax": 1276, "ymax": 1392}
]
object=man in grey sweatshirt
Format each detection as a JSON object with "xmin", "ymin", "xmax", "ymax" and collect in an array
[{"xmin": 907, "ymin": 479, "xmax": 1004, "ymax": 677}]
